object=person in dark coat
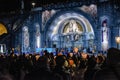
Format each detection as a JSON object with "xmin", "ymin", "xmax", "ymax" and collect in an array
[
  {"xmin": 84, "ymin": 56, "xmax": 97, "ymax": 80},
  {"xmin": 93, "ymin": 48, "xmax": 120, "ymax": 80},
  {"xmin": 24, "ymin": 56, "xmax": 54, "ymax": 80},
  {"xmin": 53, "ymin": 55, "xmax": 71, "ymax": 80}
]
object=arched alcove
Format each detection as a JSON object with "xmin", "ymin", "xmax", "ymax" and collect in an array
[{"xmin": 44, "ymin": 9, "xmax": 96, "ymax": 48}]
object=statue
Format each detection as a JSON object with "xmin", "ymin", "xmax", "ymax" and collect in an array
[{"xmin": 102, "ymin": 20, "xmax": 108, "ymax": 51}]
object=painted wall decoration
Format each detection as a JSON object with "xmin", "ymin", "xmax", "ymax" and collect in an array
[
  {"xmin": 80, "ymin": 4, "xmax": 97, "ymax": 17},
  {"xmin": 63, "ymin": 19, "xmax": 83, "ymax": 34},
  {"xmin": 63, "ymin": 19, "xmax": 83, "ymax": 42},
  {"xmin": 22, "ymin": 26, "xmax": 29, "ymax": 52},
  {"xmin": 42, "ymin": 9, "xmax": 56, "ymax": 30}
]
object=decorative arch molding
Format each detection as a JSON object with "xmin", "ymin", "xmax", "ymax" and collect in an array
[{"xmin": 44, "ymin": 9, "xmax": 96, "ymax": 41}]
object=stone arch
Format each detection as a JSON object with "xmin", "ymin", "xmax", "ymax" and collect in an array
[
  {"xmin": 45, "ymin": 9, "xmax": 96, "ymax": 34},
  {"xmin": 44, "ymin": 9, "xmax": 97, "ymax": 47}
]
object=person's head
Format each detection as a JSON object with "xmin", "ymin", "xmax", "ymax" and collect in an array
[
  {"xmin": 55, "ymin": 55, "xmax": 65, "ymax": 66},
  {"xmin": 87, "ymin": 57, "xmax": 96, "ymax": 68},
  {"xmin": 106, "ymin": 47, "xmax": 120, "ymax": 65},
  {"xmin": 69, "ymin": 52, "xmax": 73, "ymax": 57},
  {"xmin": 102, "ymin": 19, "xmax": 107, "ymax": 27},
  {"xmin": 96, "ymin": 56, "xmax": 104, "ymax": 64},
  {"xmin": 37, "ymin": 56, "xmax": 50, "ymax": 68}
]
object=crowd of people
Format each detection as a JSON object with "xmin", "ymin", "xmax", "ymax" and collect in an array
[{"xmin": 0, "ymin": 47, "xmax": 119, "ymax": 80}]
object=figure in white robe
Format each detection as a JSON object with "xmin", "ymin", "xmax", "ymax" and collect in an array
[{"xmin": 102, "ymin": 20, "xmax": 108, "ymax": 51}]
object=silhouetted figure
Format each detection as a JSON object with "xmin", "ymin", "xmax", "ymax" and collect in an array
[
  {"xmin": 84, "ymin": 56, "xmax": 97, "ymax": 80},
  {"xmin": 93, "ymin": 48, "xmax": 120, "ymax": 80},
  {"xmin": 24, "ymin": 56, "xmax": 54, "ymax": 80},
  {"xmin": 53, "ymin": 55, "xmax": 71, "ymax": 80}
]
